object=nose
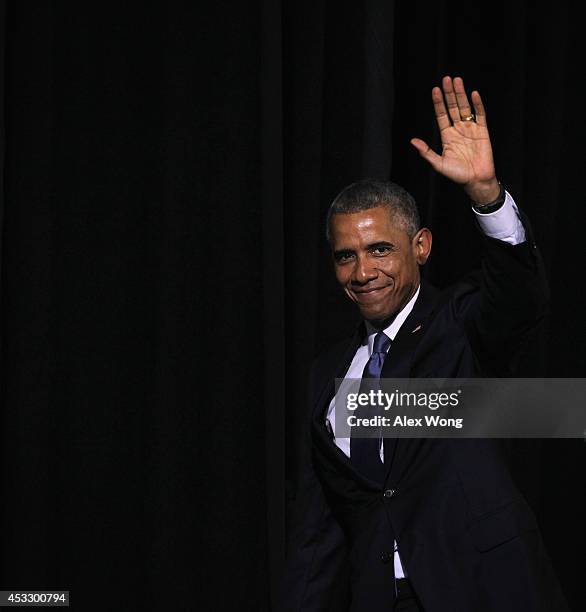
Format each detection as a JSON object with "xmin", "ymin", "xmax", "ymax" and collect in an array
[{"xmin": 351, "ymin": 256, "xmax": 377, "ymax": 285}]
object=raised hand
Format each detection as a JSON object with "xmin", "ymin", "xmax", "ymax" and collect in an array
[{"xmin": 410, "ymin": 76, "xmax": 500, "ymax": 205}]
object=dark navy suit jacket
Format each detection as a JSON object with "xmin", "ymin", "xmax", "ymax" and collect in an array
[{"xmin": 280, "ymin": 219, "xmax": 569, "ymax": 611}]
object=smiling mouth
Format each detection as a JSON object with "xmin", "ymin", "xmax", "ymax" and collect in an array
[{"xmin": 353, "ymin": 286, "xmax": 389, "ymax": 298}]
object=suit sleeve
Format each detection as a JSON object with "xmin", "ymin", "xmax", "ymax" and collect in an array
[
  {"xmin": 277, "ymin": 364, "xmax": 349, "ymax": 612},
  {"xmin": 462, "ymin": 208, "xmax": 550, "ymax": 374}
]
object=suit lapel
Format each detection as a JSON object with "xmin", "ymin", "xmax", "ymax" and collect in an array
[
  {"xmin": 381, "ymin": 280, "xmax": 440, "ymax": 378},
  {"xmin": 382, "ymin": 281, "xmax": 441, "ymax": 482},
  {"xmin": 314, "ymin": 325, "xmax": 363, "ymax": 423},
  {"xmin": 311, "ymin": 323, "xmax": 383, "ymax": 488}
]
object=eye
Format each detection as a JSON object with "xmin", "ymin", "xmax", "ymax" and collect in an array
[
  {"xmin": 335, "ymin": 251, "xmax": 355, "ymax": 263},
  {"xmin": 371, "ymin": 246, "xmax": 391, "ymax": 256}
]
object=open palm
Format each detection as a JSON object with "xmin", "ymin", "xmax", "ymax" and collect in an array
[
  {"xmin": 435, "ymin": 120, "xmax": 495, "ymax": 185},
  {"xmin": 411, "ymin": 76, "xmax": 498, "ymax": 200}
]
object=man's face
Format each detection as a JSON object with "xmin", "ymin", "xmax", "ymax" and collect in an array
[{"xmin": 329, "ymin": 206, "xmax": 432, "ymax": 326}]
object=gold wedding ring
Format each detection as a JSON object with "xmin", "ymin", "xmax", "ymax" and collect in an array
[{"xmin": 461, "ymin": 113, "xmax": 476, "ymax": 122}]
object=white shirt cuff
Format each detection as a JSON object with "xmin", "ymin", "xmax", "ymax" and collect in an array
[{"xmin": 472, "ymin": 190, "xmax": 526, "ymax": 245}]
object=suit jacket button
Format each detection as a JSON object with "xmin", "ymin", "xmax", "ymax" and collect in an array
[
  {"xmin": 383, "ymin": 489, "xmax": 395, "ymax": 498},
  {"xmin": 381, "ymin": 551, "xmax": 393, "ymax": 564}
]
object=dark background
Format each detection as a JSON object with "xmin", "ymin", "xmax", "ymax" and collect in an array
[{"xmin": 0, "ymin": 1, "xmax": 583, "ymax": 610}]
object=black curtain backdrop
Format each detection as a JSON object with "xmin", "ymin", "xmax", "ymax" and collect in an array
[{"xmin": 0, "ymin": 2, "xmax": 583, "ymax": 611}]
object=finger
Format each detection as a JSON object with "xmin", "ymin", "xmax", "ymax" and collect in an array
[
  {"xmin": 441, "ymin": 75, "xmax": 461, "ymax": 124},
  {"xmin": 471, "ymin": 90, "xmax": 488, "ymax": 128},
  {"xmin": 453, "ymin": 76, "xmax": 473, "ymax": 119},
  {"xmin": 432, "ymin": 87, "xmax": 451, "ymax": 131},
  {"xmin": 410, "ymin": 138, "xmax": 443, "ymax": 172}
]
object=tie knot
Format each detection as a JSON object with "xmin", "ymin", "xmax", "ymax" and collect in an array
[{"xmin": 372, "ymin": 331, "xmax": 391, "ymax": 355}]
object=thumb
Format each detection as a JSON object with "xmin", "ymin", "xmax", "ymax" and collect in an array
[{"xmin": 410, "ymin": 138, "xmax": 442, "ymax": 172}]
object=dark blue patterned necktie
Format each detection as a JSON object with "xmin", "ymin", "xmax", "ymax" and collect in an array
[{"xmin": 350, "ymin": 331, "xmax": 392, "ymax": 483}]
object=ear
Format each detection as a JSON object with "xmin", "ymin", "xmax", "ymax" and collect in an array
[{"xmin": 412, "ymin": 228, "xmax": 432, "ymax": 265}]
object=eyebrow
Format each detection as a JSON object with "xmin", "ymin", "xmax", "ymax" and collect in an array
[{"xmin": 333, "ymin": 241, "xmax": 397, "ymax": 259}]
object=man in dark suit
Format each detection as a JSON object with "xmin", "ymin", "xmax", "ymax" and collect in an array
[{"xmin": 279, "ymin": 76, "xmax": 569, "ymax": 611}]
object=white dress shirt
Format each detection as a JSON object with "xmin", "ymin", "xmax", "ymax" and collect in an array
[{"xmin": 325, "ymin": 191, "xmax": 525, "ymax": 578}]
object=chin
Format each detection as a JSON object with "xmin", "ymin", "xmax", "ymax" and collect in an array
[
  {"xmin": 358, "ymin": 303, "xmax": 398, "ymax": 324},
  {"xmin": 361, "ymin": 309, "xmax": 391, "ymax": 324}
]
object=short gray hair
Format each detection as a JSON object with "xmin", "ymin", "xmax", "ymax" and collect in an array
[{"xmin": 325, "ymin": 179, "xmax": 420, "ymax": 242}]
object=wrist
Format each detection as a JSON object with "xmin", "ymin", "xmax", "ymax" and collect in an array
[
  {"xmin": 471, "ymin": 182, "xmax": 506, "ymax": 214},
  {"xmin": 465, "ymin": 178, "xmax": 501, "ymax": 205}
]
